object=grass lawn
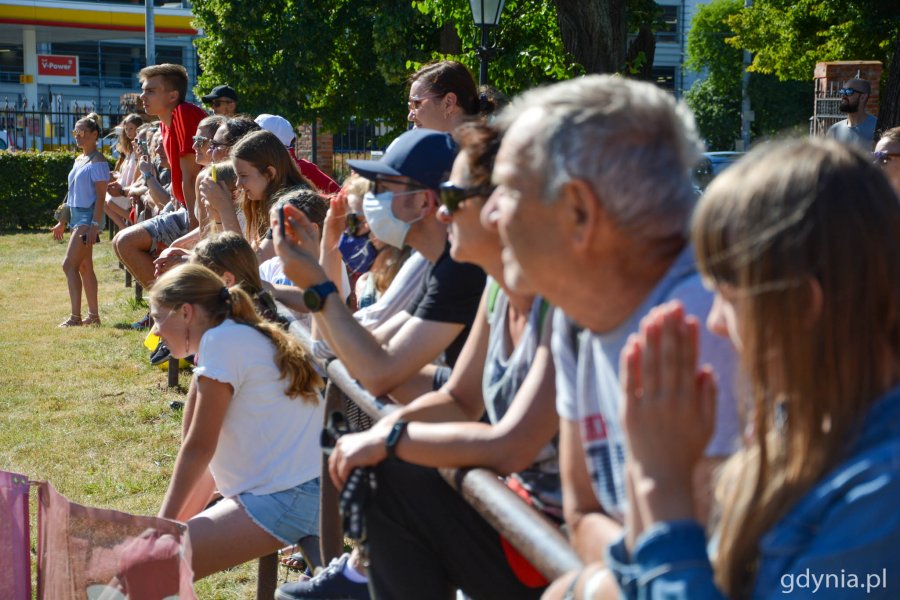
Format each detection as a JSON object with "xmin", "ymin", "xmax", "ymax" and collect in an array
[{"xmin": 0, "ymin": 230, "xmax": 283, "ymax": 598}]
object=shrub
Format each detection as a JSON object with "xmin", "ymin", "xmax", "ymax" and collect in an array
[{"xmin": 0, "ymin": 151, "xmax": 114, "ymax": 230}]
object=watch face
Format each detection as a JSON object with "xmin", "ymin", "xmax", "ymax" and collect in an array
[{"xmin": 303, "ymin": 288, "xmax": 322, "ymax": 312}]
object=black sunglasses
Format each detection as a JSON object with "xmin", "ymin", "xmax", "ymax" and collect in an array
[
  {"xmin": 209, "ymin": 140, "xmax": 232, "ymax": 151},
  {"xmin": 438, "ymin": 182, "xmax": 494, "ymax": 213}
]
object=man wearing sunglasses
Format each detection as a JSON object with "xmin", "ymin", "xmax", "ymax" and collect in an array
[
  {"xmin": 201, "ymin": 84, "xmax": 238, "ymax": 117},
  {"xmin": 826, "ymin": 77, "xmax": 877, "ymax": 151}
]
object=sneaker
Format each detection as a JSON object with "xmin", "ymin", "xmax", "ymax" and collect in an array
[
  {"xmin": 275, "ymin": 553, "xmax": 370, "ymax": 600},
  {"xmin": 150, "ymin": 341, "xmax": 171, "ymax": 366},
  {"xmin": 131, "ymin": 312, "xmax": 151, "ymax": 330}
]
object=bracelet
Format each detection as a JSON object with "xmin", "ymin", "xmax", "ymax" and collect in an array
[{"xmin": 90, "ymin": 220, "xmax": 99, "ymax": 227}]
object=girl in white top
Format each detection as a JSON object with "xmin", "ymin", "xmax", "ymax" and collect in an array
[
  {"xmin": 149, "ymin": 263, "xmax": 324, "ymax": 580},
  {"xmin": 57, "ymin": 112, "xmax": 110, "ymax": 327},
  {"xmin": 104, "ymin": 113, "xmax": 144, "ymax": 230}
]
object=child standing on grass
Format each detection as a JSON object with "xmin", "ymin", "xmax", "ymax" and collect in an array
[
  {"xmin": 58, "ymin": 112, "xmax": 110, "ymax": 328},
  {"xmin": 149, "ymin": 263, "xmax": 324, "ymax": 580}
]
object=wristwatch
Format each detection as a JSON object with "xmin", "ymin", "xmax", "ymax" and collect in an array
[
  {"xmin": 302, "ymin": 280, "xmax": 338, "ymax": 313},
  {"xmin": 384, "ymin": 420, "xmax": 409, "ymax": 459}
]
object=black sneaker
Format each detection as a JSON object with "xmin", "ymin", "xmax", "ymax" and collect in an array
[
  {"xmin": 275, "ymin": 553, "xmax": 370, "ymax": 600},
  {"xmin": 150, "ymin": 341, "xmax": 171, "ymax": 366}
]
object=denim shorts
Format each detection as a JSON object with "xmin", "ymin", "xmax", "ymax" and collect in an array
[
  {"xmin": 140, "ymin": 206, "xmax": 190, "ymax": 253},
  {"xmin": 69, "ymin": 205, "xmax": 97, "ymax": 229},
  {"xmin": 236, "ymin": 477, "xmax": 320, "ymax": 545}
]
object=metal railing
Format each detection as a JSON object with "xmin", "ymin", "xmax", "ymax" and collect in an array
[
  {"xmin": 331, "ymin": 119, "xmax": 390, "ymax": 183},
  {"xmin": 254, "ymin": 311, "xmax": 582, "ymax": 598},
  {"xmin": 0, "ymin": 100, "xmax": 128, "ymax": 152}
]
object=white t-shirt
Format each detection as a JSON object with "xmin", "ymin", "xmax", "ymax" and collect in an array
[
  {"xmin": 193, "ymin": 319, "xmax": 324, "ymax": 498},
  {"xmin": 552, "ymin": 245, "xmax": 740, "ymax": 521}
]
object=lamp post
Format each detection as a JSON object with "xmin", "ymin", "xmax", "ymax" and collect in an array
[{"xmin": 469, "ymin": 0, "xmax": 505, "ymax": 86}]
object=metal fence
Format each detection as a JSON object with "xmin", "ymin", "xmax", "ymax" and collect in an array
[
  {"xmin": 0, "ymin": 100, "xmax": 128, "ymax": 153},
  {"xmin": 331, "ymin": 119, "xmax": 391, "ymax": 182}
]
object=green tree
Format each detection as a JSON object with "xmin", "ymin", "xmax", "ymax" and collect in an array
[
  {"xmin": 192, "ymin": 0, "xmax": 437, "ymax": 134},
  {"xmin": 727, "ymin": 0, "xmax": 900, "ymax": 130},
  {"xmin": 683, "ymin": 0, "xmax": 813, "ymax": 150}
]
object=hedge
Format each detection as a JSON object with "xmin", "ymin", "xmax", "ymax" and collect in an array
[{"xmin": 0, "ymin": 151, "xmax": 115, "ymax": 230}]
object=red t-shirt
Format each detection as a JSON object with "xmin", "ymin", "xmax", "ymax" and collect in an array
[
  {"xmin": 160, "ymin": 102, "xmax": 206, "ymax": 207},
  {"xmin": 289, "ymin": 147, "xmax": 341, "ymax": 194}
]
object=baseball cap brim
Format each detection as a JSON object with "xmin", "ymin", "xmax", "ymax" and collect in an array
[{"xmin": 346, "ymin": 158, "xmax": 404, "ymax": 182}]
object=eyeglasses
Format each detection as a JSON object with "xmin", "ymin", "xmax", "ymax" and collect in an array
[
  {"xmin": 72, "ymin": 129, "xmax": 88, "ymax": 137},
  {"xmin": 438, "ymin": 182, "xmax": 494, "ymax": 213},
  {"xmin": 373, "ymin": 176, "xmax": 427, "ymax": 195},
  {"xmin": 192, "ymin": 135, "xmax": 211, "ymax": 146},
  {"xmin": 838, "ymin": 88, "xmax": 865, "ymax": 97},
  {"xmin": 873, "ymin": 150, "xmax": 900, "ymax": 166},
  {"xmin": 209, "ymin": 141, "xmax": 232, "ymax": 151},
  {"xmin": 408, "ymin": 94, "xmax": 440, "ymax": 111}
]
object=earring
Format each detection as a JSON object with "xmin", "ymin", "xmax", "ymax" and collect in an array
[{"xmin": 185, "ymin": 328, "xmax": 190, "ymax": 357}]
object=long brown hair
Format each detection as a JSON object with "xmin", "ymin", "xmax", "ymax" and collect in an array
[
  {"xmin": 149, "ymin": 263, "xmax": 322, "ymax": 402},
  {"xmin": 693, "ymin": 138, "xmax": 900, "ymax": 597},
  {"xmin": 114, "ymin": 113, "xmax": 146, "ymax": 170},
  {"xmin": 231, "ymin": 130, "xmax": 313, "ymax": 246}
]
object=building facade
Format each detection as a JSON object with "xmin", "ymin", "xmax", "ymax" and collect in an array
[{"xmin": 0, "ymin": 0, "xmax": 198, "ymax": 114}]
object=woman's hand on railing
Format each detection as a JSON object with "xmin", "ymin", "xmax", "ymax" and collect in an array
[{"xmin": 327, "ymin": 421, "xmax": 392, "ymax": 490}]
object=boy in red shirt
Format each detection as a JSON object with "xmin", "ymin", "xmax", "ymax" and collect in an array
[{"xmin": 113, "ymin": 64, "xmax": 205, "ymax": 288}]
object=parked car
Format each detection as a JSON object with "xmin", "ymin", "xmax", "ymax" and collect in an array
[
  {"xmin": 694, "ymin": 151, "xmax": 745, "ymax": 191},
  {"xmin": 0, "ymin": 130, "xmax": 9, "ymax": 151}
]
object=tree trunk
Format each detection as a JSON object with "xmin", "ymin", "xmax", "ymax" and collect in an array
[
  {"xmin": 625, "ymin": 25, "xmax": 656, "ymax": 80},
  {"xmin": 877, "ymin": 26, "xmax": 900, "ymax": 134},
  {"xmin": 554, "ymin": 0, "xmax": 627, "ymax": 74}
]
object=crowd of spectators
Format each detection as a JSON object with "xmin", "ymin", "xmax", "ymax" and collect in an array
[{"xmin": 53, "ymin": 58, "xmax": 900, "ymax": 599}]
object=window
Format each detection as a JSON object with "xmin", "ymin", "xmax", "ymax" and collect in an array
[
  {"xmin": 656, "ymin": 5, "xmax": 679, "ymax": 43},
  {"xmin": 651, "ymin": 67, "xmax": 676, "ymax": 92},
  {"xmin": 0, "ymin": 45, "xmax": 24, "ymax": 84}
]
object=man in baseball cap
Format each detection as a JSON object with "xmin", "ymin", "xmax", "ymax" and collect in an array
[{"xmin": 201, "ymin": 84, "xmax": 238, "ymax": 116}]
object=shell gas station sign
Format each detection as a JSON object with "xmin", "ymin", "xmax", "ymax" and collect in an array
[{"xmin": 36, "ymin": 54, "xmax": 79, "ymax": 85}]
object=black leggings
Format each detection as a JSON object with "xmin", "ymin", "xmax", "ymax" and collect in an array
[{"xmin": 365, "ymin": 459, "xmax": 547, "ymax": 600}]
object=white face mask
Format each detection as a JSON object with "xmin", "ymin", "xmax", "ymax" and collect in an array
[{"xmin": 362, "ymin": 189, "xmax": 423, "ymax": 248}]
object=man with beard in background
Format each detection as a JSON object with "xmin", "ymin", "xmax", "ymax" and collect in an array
[{"xmin": 827, "ymin": 77, "xmax": 877, "ymax": 151}]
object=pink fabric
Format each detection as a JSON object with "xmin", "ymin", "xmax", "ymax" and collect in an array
[
  {"xmin": 37, "ymin": 482, "xmax": 196, "ymax": 600},
  {"xmin": 0, "ymin": 470, "xmax": 31, "ymax": 600}
]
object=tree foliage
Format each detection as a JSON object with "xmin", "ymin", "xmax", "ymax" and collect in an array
[
  {"xmin": 726, "ymin": 0, "xmax": 900, "ymax": 81},
  {"xmin": 192, "ymin": 0, "xmax": 438, "ymax": 134},
  {"xmin": 726, "ymin": 0, "xmax": 900, "ymax": 129},
  {"xmin": 684, "ymin": 0, "xmax": 813, "ymax": 150}
]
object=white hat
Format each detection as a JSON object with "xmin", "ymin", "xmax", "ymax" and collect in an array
[{"xmin": 255, "ymin": 113, "xmax": 295, "ymax": 147}]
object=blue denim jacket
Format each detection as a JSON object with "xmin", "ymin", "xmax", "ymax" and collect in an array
[{"xmin": 607, "ymin": 385, "xmax": 900, "ymax": 599}]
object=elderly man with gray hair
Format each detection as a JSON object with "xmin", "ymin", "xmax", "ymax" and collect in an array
[{"xmin": 481, "ymin": 75, "xmax": 741, "ymax": 599}]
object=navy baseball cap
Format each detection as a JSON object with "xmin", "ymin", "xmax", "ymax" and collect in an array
[
  {"xmin": 348, "ymin": 128, "xmax": 458, "ymax": 191},
  {"xmin": 201, "ymin": 85, "xmax": 238, "ymax": 103}
]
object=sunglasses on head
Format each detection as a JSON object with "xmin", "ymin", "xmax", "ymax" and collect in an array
[
  {"xmin": 838, "ymin": 88, "xmax": 865, "ymax": 97},
  {"xmin": 873, "ymin": 150, "xmax": 900, "ymax": 166},
  {"xmin": 438, "ymin": 182, "xmax": 495, "ymax": 213}
]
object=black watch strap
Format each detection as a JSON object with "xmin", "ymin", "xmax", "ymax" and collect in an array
[{"xmin": 384, "ymin": 420, "xmax": 409, "ymax": 459}]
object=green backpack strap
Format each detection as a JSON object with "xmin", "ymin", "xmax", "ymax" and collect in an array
[{"xmin": 486, "ymin": 279, "xmax": 502, "ymax": 317}]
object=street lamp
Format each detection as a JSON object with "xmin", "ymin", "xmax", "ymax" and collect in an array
[{"xmin": 469, "ymin": 0, "xmax": 505, "ymax": 86}]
